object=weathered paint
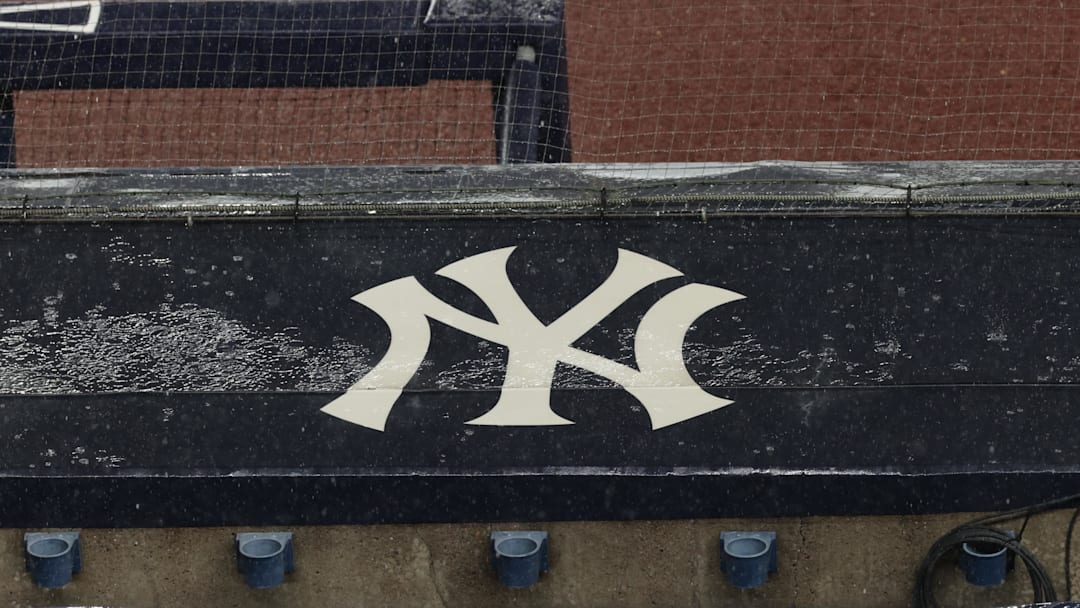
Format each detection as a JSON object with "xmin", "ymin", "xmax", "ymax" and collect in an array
[{"xmin": 0, "ymin": 162, "xmax": 1078, "ymax": 527}]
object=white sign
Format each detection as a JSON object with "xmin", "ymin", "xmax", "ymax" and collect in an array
[
  {"xmin": 0, "ymin": 0, "xmax": 101, "ymax": 34},
  {"xmin": 322, "ymin": 247, "xmax": 744, "ymax": 431}
]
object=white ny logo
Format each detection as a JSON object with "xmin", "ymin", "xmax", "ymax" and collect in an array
[{"xmin": 321, "ymin": 247, "xmax": 744, "ymax": 431}]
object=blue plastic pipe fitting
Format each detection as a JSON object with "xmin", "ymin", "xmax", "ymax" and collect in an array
[
  {"xmin": 491, "ymin": 531, "xmax": 549, "ymax": 588},
  {"xmin": 960, "ymin": 540, "xmax": 1010, "ymax": 586},
  {"xmin": 236, "ymin": 532, "xmax": 295, "ymax": 589},
  {"xmin": 720, "ymin": 531, "xmax": 777, "ymax": 589},
  {"xmin": 24, "ymin": 531, "xmax": 81, "ymax": 589}
]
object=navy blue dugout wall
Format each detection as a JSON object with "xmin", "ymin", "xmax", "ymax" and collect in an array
[{"xmin": 1, "ymin": 161, "xmax": 1079, "ymax": 527}]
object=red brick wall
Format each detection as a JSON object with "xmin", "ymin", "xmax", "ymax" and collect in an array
[{"xmin": 14, "ymin": 0, "xmax": 1080, "ymax": 166}]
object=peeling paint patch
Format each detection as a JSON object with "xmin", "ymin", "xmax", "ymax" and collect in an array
[{"xmin": 0, "ymin": 304, "xmax": 376, "ymax": 393}]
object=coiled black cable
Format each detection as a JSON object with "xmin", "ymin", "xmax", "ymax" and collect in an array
[
  {"xmin": 913, "ymin": 491, "xmax": 1080, "ymax": 608},
  {"xmin": 1066, "ymin": 507, "xmax": 1080, "ymax": 600},
  {"xmin": 913, "ymin": 525, "xmax": 1056, "ymax": 607}
]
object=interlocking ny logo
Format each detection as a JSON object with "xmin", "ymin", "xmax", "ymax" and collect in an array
[{"xmin": 321, "ymin": 247, "xmax": 744, "ymax": 431}]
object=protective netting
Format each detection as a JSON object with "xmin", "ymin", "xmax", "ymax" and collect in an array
[{"xmin": 3, "ymin": 0, "xmax": 1080, "ymax": 168}]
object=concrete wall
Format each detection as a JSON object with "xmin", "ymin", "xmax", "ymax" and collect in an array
[{"xmin": 3, "ymin": 512, "xmax": 1077, "ymax": 607}]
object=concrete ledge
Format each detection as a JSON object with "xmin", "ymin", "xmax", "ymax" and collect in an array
[{"xmin": 2, "ymin": 513, "xmax": 1078, "ymax": 607}]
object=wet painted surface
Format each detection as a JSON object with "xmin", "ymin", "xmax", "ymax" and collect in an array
[
  {"xmin": 1, "ymin": 163, "xmax": 1079, "ymax": 526},
  {"xmin": 3, "ymin": 219, "xmax": 1079, "ymax": 394}
]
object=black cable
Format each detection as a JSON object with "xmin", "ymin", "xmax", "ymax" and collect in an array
[
  {"xmin": 966, "ymin": 491, "xmax": 1080, "ymax": 529},
  {"xmin": 913, "ymin": 525, "xmax": 1056, "ymax": 608},
  {"xmin": 1067, "ymin": 507, "xmax": 1080, "ymax": 600},
  {"xmin": 1018, "ymin": 513, "xmax": 1032, "ymax": 541},
  {"xmin": 913, "ymin": 491, "xmax": 1080, "ymax": 608}
]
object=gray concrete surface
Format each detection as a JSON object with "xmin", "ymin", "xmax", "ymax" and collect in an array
[{"xmin": 2, "ymin": 512, "xmax": 1077, "ymax": 607}]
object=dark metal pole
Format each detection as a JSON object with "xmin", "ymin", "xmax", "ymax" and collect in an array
[
  {"xmin": 495, "ymin": 46, "xmax": 542, "ymax": 164},
  {"xmin": 1, "ymin": 90, "xmax": 14, "ymax": 168},
  {"xmin": 536, "ymin": 23, "xmax": 572, "ymax": 162}
]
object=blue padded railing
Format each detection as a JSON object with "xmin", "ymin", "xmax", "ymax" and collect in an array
[{"xmin": 0, "ymin": 0, "xmax": 571, "ymax": 166}]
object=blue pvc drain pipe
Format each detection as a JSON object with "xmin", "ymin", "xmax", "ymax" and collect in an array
[
  {"xmin": 236, "ymin": 532, "xmax": 295, "ymax": 589},
  {"xmin": 960, "ymin": 541, "xmax": 1009, "ymax": 586},
  {"xmin": 24, "ymin": 532, "xmax": 81, "ymax": 589},
  {"xmin": 720, "ymin": 531, "xmax": 777, "ymax": 589},
  {"xmin": 491, "ymin": 531, "xmax": 548, "ymax": 588}
]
